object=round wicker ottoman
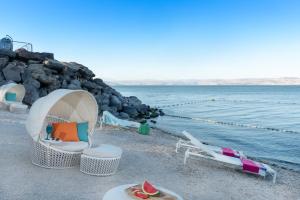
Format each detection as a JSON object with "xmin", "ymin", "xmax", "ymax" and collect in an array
[{"xmin": 80, "ymin": 144, "xmax": 122, "ymax": 176}]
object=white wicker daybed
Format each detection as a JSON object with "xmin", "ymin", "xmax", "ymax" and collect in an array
[
  {"xmin": 0, "ymin": 82, "xmax": 27, "ymax": 113},
  {"xmin": 26, "ymin": 89, "xmax": 98, "ymax": 169}
]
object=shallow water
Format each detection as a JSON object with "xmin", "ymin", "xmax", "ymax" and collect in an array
[{"xmin": 114, "ymin": 85, "xmax": 300, "ymax": 171}]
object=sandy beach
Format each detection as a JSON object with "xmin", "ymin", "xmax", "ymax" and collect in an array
[{"xmin": 0, "ymin": 110, "xmax": 299, "ymax": 200}]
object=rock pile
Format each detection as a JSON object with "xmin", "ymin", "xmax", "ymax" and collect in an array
[{"xmin": 0, "ymin": 48, "xmax": 163, "ymax": 120}]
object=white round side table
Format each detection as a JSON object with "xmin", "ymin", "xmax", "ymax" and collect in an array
[{"xmin": 102, "ymin": 184, "xmax": 184, "ymax": 200}]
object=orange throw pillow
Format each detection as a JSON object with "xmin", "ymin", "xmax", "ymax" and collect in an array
[{"xmin": 52, "ymin": 122, "xmax": 79, "ymax": 142}]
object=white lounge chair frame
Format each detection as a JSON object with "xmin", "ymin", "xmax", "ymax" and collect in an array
[
  {"xmin": 176, "ymin": 134, "xmax": 245, "ymax": 158},
  {"xmin": 26, "ymin": 89, "xmax": 98, "ymax": 169},
  {"xmin": 178, "ymin": 131, "xmax": 277, "ymax": 183},
  {"xmin": 0, "ymin": 82, "xmax": 27, "ymax": 112}
]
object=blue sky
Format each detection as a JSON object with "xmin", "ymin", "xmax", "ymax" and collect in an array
[{"xmin": 1, "ymin": 0, "xmax": 300, "ymax": 80}]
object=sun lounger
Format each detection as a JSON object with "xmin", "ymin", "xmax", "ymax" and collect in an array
[
  {"xmin": 178, "ymin": 131, "xmax": 277, "ymax": 183},
  {"xmin": 176, "ymin": 131, "xmax": 245, "ymax": 158},
  {"xmin": 100, "ymin": 110, "xmax": 140, "ymax": 129}
]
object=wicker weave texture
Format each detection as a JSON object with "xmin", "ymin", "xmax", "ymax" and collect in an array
[
  {"xmin": 31, "ymin": 116, "xmax": 82, "ymax": 169},
  {"xmin": 80, "ymin": 154, "xmax": 121, "ymax": 176},
  {"xmin": 31, "ymin": 140, "xmax": 81, "ymax": 169}
]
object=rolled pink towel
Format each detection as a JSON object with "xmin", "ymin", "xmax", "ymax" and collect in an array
[
  {"xmin": 222, "ymin": 147, "xmax": 240, "ymax": 158},
  {"xmin": 241, "ymin": 158, "xmax": 261, "ymax": 174}
]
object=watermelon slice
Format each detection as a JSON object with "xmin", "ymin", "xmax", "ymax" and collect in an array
[
  {"xmin": 131, "ymin": 188, "xmax": 141, "ymax": 194},
  {"xmin": 134, "ymin": 191, "xmax": 149, "ymax": 199},
  {"xmin": 142, "ymin": 181, "xmax": 160, "ymax": 196}
]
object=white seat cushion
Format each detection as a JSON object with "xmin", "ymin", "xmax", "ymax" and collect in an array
[
  {"xmin": 50, "ymin": 141, "xmax": 89, "ymax": 152},
  {"xmin": 9, "ymin": 102, "xmax": 28, "ymax": 113},
  {"xmin": 83, "ymin": 144, "xmax": 122, "ymax": 158}
]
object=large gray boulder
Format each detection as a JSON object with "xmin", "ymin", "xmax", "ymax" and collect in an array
[
  {"xmin": 67, "ymin": 79, "xmax": 81, "ymax": 90},
  {"xmin": 43, "ymin": 59, "xmax": 65, "ymax": 71},
  {"xmin": 71, "ymin": 79, "xmax": 81, "ymax": 87},
  {"xmin": 62, "ymin": 62, "xmax": 81, "ymax": 72},
  {"xmin": 61, "ymin": 80, "xmax": 68, "ymax": 88},
  {"xmin": 67, "ymin": 84, "xmax": 80, "ymax": 90},
  {"xmin": 47, "ymin": 78, "xmax": 61, "ymax": 92},
  {"xmin": 27, "ymin": 64, "xmax": 56, "ymax": 85},
  {"xmin": 27, "ymin": 60, "xmax": 41, "ymax": 65},
  {"xmin": 102, "ymin": 105, "xmax": 118, "ymax": 117},
  {"xmin": 123, "ymin": 105, "xmax": 139, "ymax": 118},
  {"xmin": 64, "ymin": 62, "xmax": 95, "ymax": 79},
  {"xmin": 23, "ymin": 78, "xmax": 40, "ymax": 89},
  {"xmin": 21, "ymin": 69, "xmax": 39, "ymax": 87},
  {"xmin": 101, "ymin": 104, "xmax": 110, "ymax": 112},
  {"xmin": 16, "ymin": 48, "xmax": 53, "ymax": 61},
  {"xmin": 38, "ymin": 75, "xmax": 57, "ymax": 85},
  {"xmin": 94, "ymin": 93, "xmax": 102, "ymax": 104},
  {"xmin": 0, "ymin": 56, "xmax": 9, "ymax": 69},
  {"xmin": 78, "ymin": 66, "xmax": 95, "ymax": 79},
  {"xmin": 93, "ymin": 78, "xmax": 106, "ymax": 87},
  {"xmin": 81, "ymin": 80, "xmax": 101, "ymax": 90},
  {"xmin": 137, "ymin": 104, "xmax": 149, "ymax": 114},
  {"xmin": 129, "ymin": 96, "xmax": 142, "ymax": 105},
  {"xmin": 108, "ymin": 106, "xmax": 118, "ymax": 114},
  {"xmin": 23, "ymin": 83, "xmax": 39, "ymax": 105},
  {"xmin": 39, "ymin": 87, "xmax": 48, "ymax": 97},
  {"xmin": 110, "ymin": 95, "xmax": 122, "ymax": 111},
  {"xmin": 2, "ymin": 61, "xmax": 25, "ymax": 82},
  {"xmin": 100, "ymin": 93, "xmax": 110, "ymax": 106},
  {"xmin": 119, "ymin": 112, "xmax": 130, "ymax": 119},
  {"xmin": 0, "ymin": 72, "xmax": 5, "ymax": 85}
]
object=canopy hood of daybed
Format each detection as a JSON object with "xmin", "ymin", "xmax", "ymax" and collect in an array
[
  {"xmin": 26, "ymin": 89, "xmax": 98, "ymax": 142},
  {"xmin": 0, "ymin": 82, "xmax": 25, "ymax": 102}
]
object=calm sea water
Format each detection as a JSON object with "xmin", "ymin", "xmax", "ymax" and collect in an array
[{"xmin": 114, "ymin": 85, "xmax": 300, "ymax": 171}]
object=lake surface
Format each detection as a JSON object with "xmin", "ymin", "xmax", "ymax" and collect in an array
[{"xmin": 114, "ymin": 85, "xmax": 300, "ymax": 171}]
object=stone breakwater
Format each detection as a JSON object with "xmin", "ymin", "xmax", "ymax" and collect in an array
[{"xmin": 0, "ymin": 48, "xmax": 163, "ymax": 120}]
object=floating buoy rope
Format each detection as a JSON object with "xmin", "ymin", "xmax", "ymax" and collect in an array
[
  {"xmin": 156, "ymin": 98, "xmax": 300, "ymax": 109},
  {"xmin": 164, "ymin": 114, "xmax": 300, "ymax": 134}
]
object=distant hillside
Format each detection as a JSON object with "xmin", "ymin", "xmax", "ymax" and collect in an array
[{"xmin": 109, "ymin": 77, "xmax": 300, "ymax": 86}]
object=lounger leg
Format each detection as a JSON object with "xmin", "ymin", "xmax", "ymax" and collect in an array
[
  {"xmin": 175, "ymin": 142, "xmax": 179, "ymax": 153},
  {"xmin": 184, "ymin": 149, "xmax": 190, "ymax": 165},
  {"xmin": 273, "ymin": 173, "xmax": 277, "ymax": 184},
  {"xmin": 100, "ymin": 120, "xmax": 103, "ymax": 130}
]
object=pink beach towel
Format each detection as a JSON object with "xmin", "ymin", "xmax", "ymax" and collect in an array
[
  {"xmin": 242, "ymin": 158, "xmax": 261, "ymax": 174},
  {"xmin": 222, "ymin": 148, "xmax": 237, "ymax": 157}
]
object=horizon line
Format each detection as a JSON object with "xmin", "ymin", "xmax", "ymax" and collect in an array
[{"xmin": 105, "ymin": 77, "xmax": 300, "ymax": 86}]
